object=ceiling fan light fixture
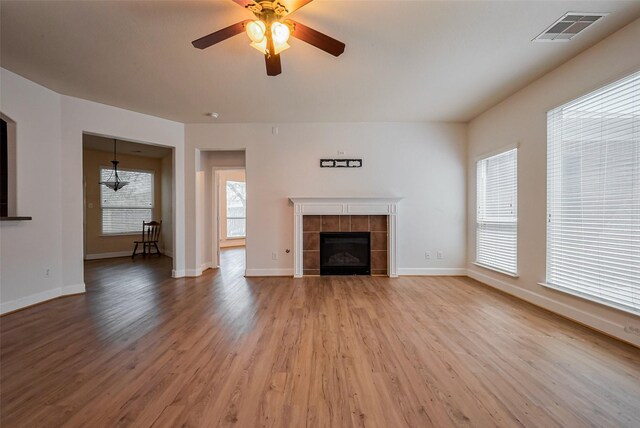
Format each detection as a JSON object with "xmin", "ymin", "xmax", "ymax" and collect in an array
[
  {"xmin": 250, "ymin": 39, "xmax": 268, "ymax": 54},
  {"xmin": 250, "ymin": 40, "xmax": 289, "ymax": 55},
  {"xmin": 271, "ymin": 22, "xmax": 290, "ymax": 45},
  {"xmin": 246, "ymin": 20, "xmax": 266, "ymax": 43},
  {"xmin": 191, "ymin": 0, "xmax": 346, "ymax": 76}
]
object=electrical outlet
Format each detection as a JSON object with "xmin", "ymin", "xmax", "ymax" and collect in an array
[
  {"xmin": 425, "ymin": 251, "xmax": 431, "ymax": 260},
  {"xmin": 272, "ymin": 252, "xmax": 278, "ymax": 260},
  {"xmin": 338, "ymin": 150, "xmax": 346, "ymax": 156},
  {"xmin": 44, "ymin": 268, "xmax": 50, "ymax": 278},
  {"xmin": 272, "ymin": 126, "xmax": 279, "ymax": 135},
  {"xmin": 624, "ymin": 325, "xmax": 640, "ymax": 337},
  {"xmin": 437, "ymin": 251, "xmax": 443, "ymax": 260}
]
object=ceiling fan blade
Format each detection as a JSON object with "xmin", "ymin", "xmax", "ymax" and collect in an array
[
  {"xmin": 230, "ymin": 0, "xmax": 314, "ymax": 15},
  {"xmin": 279, "ymin": 0, "xmax": 314, "ymax": 15},
  {"xmin": 230, "ymin": 0, "xmax": 256, "ymax": 7},
  {"xmin": 265, "ymin": 53, "xmax": 282, "ymax": 76},
  {"xmin": 289, "ymin": 21, "xmax": 345, "ymax": 56},
  {"xmin": 192, "ymin": 20, "xmax": 250, "ymax": 50}
]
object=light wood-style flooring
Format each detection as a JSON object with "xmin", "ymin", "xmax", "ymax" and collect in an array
[{"xmin": 1, "ymin": 248, "xmax": 639, "ymax": 427}]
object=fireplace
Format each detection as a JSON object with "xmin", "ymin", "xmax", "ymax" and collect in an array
[
  {"xmin": 289, "ymin": 197, "xmax": 401, "ymax": 278},
  {"xmin": 320, "ymin": 232, "xmax": 370, "ymax": 275}
]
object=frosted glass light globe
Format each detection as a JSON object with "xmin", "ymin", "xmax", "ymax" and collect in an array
[
  {"xmin": 246, "ymin": 20, "xmax": 266, "ymax": 43},
  {"xmin": 271, "ymin": 22, "xmax": 290, "ymax": 45}
]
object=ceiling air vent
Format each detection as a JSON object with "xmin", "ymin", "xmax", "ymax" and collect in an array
[{"xmin": 533, "ymin": 12, "xmax": 607, "ymax": 41}]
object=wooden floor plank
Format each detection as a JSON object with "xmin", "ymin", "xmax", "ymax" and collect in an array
[{"xmin": 1, "ymin": 248, "xmax": 639, "ymax": 427}]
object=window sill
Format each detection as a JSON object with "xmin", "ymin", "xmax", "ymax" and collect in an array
[
  {"xmin": 473, "ymin": 262, "xmax": 519, "ymax": 278},
  {"xmin": 538, "ymin": 282, "xmax": 639, "ymax": 316},
  {"xmin": 224, "ymin": 236, "xmax": 246, "ymax": 240}
]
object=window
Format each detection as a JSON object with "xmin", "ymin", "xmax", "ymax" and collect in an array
[
  {"xmin": 546, "ymin": 71, "xmax": 639, "ymax": 314},
  {"xmin": 226, "ymin": 180, "xmax": 246, "ymax": 238},
  {"xmin": 476, "ymin": 148, "xmax": 518, "ymax": 275},
  {"xmin": 101, "ymin": 168, "xmax": 153, "ymax": 234}
]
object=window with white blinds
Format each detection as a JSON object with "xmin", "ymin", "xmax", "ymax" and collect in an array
[
  {"xmin": 476, "ymin": 148, "xmax": 518, "ymax": 275},
  {"xmin": 546, "ymin": 70, "xmax": 639, "ymax": 315},
  {"xmin": 101, "ymin": 168, "xmax": 154, "ymax": 234}
]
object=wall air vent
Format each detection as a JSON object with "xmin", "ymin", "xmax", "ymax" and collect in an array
[{"xmin": 533, "ymin": 12, "xmax": 607, "ymax": 41}]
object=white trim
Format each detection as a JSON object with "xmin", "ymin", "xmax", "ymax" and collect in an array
[
  {"xmin": 245, "ymin": 268, "xmax": 294, "ymax": 277},
  {"xmin": 184, "ymin": 267, "xmax": 203, "ymax": 277},
  {"xmin": 61, "ymin": 283, "xmax": 86, "ymax": 295},
  {"xmin": 85, "ymin": 251, "xmax": 131, "ymax": 260},
  {"xmin": 0, "ymin": 283, "xmax": 85, "ymax": 315},
  {"xmin": 201, "ymin": 261, "xmax": 214, "ymax": 272},
  {"xmin": 398, "ymin": 268, "xmax": 467, "ymax": 276},
  {"xmin": 475, "ymin": 142, "xmax": 519, "ymax": 162},
  {"xmin": 473, "ymin": 262, "xmax": 519, "ymax": 278},
  {"xmin": 172, "ymin": 269, "xmax": 185, "ymax": 278},
  {"xmin": 467, "ymin": 268, "xmax": 639, "ymax": 346},
  {"xmin": 539, "ymin": 282, "xmax": 639, "ymax": 317}
]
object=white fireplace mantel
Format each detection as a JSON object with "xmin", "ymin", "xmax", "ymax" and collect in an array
[{"xmin": 289, "ymin": 197, "xmax": 402, "ymax": 278}]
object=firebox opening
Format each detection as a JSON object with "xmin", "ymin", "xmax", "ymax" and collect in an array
[{"xmin": 320, "ymin": 232, "xmax": 371, "ymax": 275}]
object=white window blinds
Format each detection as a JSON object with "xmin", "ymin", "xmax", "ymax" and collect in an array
[
  {"xmin": 101, "ymin": 168, "xmax": 154, "ymax": 234},
  {"xmin": 476, "ymin": 148, "xmax": 518, "ymax": 275},
  {"xmin": 547, "ymin": 71, "xmax": 640, "ymax": 315}
]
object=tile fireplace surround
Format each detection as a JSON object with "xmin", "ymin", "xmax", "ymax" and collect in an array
[{"xmin": 289, "ymin": 198, "xmax": 401, "ymax": 278}]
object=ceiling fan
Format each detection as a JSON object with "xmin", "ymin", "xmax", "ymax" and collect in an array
[{"xmin": 191, "ymin": 0, "xmax": 345, "ymax": 76}]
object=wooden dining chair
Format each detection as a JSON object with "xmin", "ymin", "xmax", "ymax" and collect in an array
[{"xmin": 132, "ymin": 220, "xmax": 162, "ymax": 258}]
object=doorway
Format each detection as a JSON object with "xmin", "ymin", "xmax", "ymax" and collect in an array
[
  {"xmin": 216, "ymin": 169, "xmax": 246, "ymax": 271},
  {"xmin": 81, "ymin": 133, "xmax": 175, "ymax": 281}
]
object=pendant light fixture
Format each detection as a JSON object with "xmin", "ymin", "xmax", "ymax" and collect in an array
[{"xmin": 99, "ymin": 139, "xmax": 129, "ymax": 191}]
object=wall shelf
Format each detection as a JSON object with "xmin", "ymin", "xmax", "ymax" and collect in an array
[{"xmin": 0, "ymin": 216, "xmax": 32, "ymax": 221}]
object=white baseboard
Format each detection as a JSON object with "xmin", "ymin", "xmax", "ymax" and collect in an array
[
  {"xmin": 398, "ymin": 268, "xmax": 467, "ymax": 276},
  {"xmin": 172, "ymin": 269, "xmax": 185, "ymax": 278},
  {"xmin": 466, "ymin": 268, "xmax": 638, "ymax": 346},
  {"xmin": 85, "ymin": 251, "xmax": 131, "ymax": 260},
  {"xmin": 0, "ymin": 283, "xmax": 86, "ymax": 315},
  {"xmin": 185, "ymin": 269, "xmax": 201, "ymax": 277},
  {"xmin": 245, "ymin": 268, "xmax": 294, "ymax": 277}
]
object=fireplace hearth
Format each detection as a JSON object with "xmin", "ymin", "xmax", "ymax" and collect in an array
[{"xmin": 320, "ymin": 232, "xmax": 370, "ymax": 275}]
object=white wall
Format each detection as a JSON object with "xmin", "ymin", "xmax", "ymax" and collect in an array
[
  {"xmin": 0, "ymin": 68, "xmax": 186, "ymax": 313},
  {"xmin": 0, "ymin": 69, "xmax": 65, "ymax": 312},
  {"xmin": 186, "ymin": 123, "xmax": 467, "ymax": 276},
  {"xmin": 61, "ymin": 94, "xmax": 186, "ymax": 281},
  {"xmin": 466, "ymin": 20, "xmax": 640, "ymax": 346},
  {"xmin": 161, "ymin": 154, "xmax": 173, "ymax": 256}
]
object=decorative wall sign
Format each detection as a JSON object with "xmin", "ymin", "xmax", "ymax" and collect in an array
[{"xmin": 320, "ymin": 159, "xmax": 362, "ymax": 168}]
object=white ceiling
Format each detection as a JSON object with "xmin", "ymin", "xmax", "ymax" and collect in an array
[{"xmin": 2, "ymin": 1, "xmax": 639, "ymax": 123}]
